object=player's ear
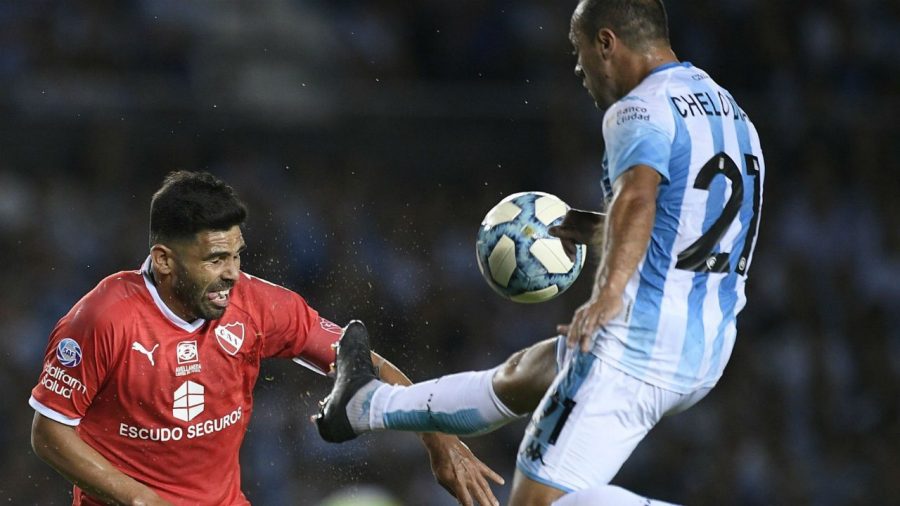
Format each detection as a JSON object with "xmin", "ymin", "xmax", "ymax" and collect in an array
[
  {"xmin": 150, "ymin": 244, "xmax": 176, "ymax": 275},
  {"xmin": 596, "ymin": 28, "xmax": 615, "ymax": 58}
]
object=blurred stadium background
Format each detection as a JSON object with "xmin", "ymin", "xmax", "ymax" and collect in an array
[{"xmin": 1, "ymin": 1, "xmax": 898, "ymax": 504}]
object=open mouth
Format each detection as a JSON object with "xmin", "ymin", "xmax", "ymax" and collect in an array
[{"xmin": 207, "ymin": 288, "xmax": 231, "ymax": 309}]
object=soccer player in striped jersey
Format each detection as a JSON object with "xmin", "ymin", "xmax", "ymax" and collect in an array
[{"xmin": 316, "ymin": 0, "xmax": 765, "ymax": 504}]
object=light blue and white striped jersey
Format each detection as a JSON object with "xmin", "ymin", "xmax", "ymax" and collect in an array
[{"xmin": 593, "ymin": 62, "xmax": 765, "ymax": 394}]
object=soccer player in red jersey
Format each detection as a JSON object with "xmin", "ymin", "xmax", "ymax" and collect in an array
[{"xmin": 29, "ymin": 171, "xmax": 502, "ymax": 506}]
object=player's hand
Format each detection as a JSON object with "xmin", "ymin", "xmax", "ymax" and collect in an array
[
  {"xmin": 422, "ymin": 433, "xmax": 504, "ymax": 506},
  {"xmin": 548, "ymin": 208, "xmax": 605, "ymax": 258},
  {"xmin": 562, "ymin": 289, "xmax": 622, "ymax": 352}
]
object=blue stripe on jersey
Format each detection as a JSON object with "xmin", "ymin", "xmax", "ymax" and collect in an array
[
  {"xmin": 705, "ymin": 97, "xmax": 756, "ymax": 384},
  {"xmin": 679, "ymin": 279, "xmax": 709, "ymax": 382},
  {"xmin": 619, "ymin": 102, "xmax": 692, "ymax": 376},
  {"xmin": 728, "ymin": 97, "xmax": 757, "ymax": 274},
  {"xmin": 708, "ymin": 281, "xmax": 736, "ymax": 385},
  {"xmin": 600, "ymin": 154, "xmax": 613, "ymax": 204},
  {"xmin": 675, "ymin": 80, "xmax": 726, "ymax": 385}
]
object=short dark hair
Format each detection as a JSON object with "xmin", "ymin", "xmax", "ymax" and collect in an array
[
  {"xmin": 575, "ymin": 0, "xmax": 669, "ymax": 50},
  {"xmin": 149, "ymin": 171, "xmax": 247, "ymax": 246}
]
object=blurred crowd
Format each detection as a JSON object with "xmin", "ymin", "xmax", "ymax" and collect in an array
[{"xmin": 1, "ymin": 0, "xmax": 898, "ymax": 504}]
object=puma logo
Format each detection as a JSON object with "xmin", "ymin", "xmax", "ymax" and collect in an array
[{"xmin": 132, "ymin": 342, "xmax": 159, "ymax": 367}]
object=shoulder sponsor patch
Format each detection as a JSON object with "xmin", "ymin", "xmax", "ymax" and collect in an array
[
  {"xmin": 40, "ymin": 361, "xmax": 87, "ymax": 398},
  {"xmin": 56, "ymin": 338, "xmax": 82, "ymax": 367},
  {"xmin": 615, "ymin": 104, "xmax": 651, "ymax": 125}
]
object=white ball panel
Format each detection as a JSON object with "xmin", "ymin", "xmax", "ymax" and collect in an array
[
  {"xmin": 533, "ymin": 195, "xmax": 568, "ymax": 226},
  {"xmin": 510, "ymin": 285, "xmax": 559, "ymax": 303},
  {"xmin": 483, "ymin": 202, "xmax": 522, "ymax": 227},
  {"xmin": 530, "ymin": 238, "xmax": 574, "ymax": 274},
  {"xmin": 488, "ymin": 235, "xmax": 516, "ymax": 287}
]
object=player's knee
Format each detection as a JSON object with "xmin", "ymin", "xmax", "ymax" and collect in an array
[
  {"xmin": 492, "ymin": 339, "xmax": 557, "ymax": 414},
  {"xmin": 494, "ymin": 348, "xmax": 528, "ymax": 391},
  {"xmin": 492, "ymin": 349, "xmax": 532, "ymax": 414}
]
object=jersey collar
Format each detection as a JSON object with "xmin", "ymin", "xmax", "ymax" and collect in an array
[
  {"xmin": 140, "ymin": 256, "xmax": 205, "ymax": 333},
  {"xmin": 649, "ymin": 61, "xmax": 692, "ymax": 75}
]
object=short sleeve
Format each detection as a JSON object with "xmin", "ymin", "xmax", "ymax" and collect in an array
[
  {"xmin": 602, "ymin": 95, "xmax": 675, "ymax": 183},
  {"xmin": 252, "ymin": 276, "xmax": 339, "ymax": 374},
  {"xmin": 29, "ymin": 305, "xmax": 115, "ymax": 426}
]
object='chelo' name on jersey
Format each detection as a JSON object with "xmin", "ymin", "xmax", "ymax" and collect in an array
[{"xmin": 670, "ymin": 91, "xmax": 747, "ymax": 121}]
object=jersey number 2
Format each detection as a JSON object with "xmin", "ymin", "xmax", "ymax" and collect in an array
[{"xmin": 675, "ymin": 152, "xmax": 761, "ymax": 275}]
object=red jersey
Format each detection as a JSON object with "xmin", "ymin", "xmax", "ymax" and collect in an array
[{"xmin": 29, "ymin": 258, "xmax": 340, "ymax": 505}]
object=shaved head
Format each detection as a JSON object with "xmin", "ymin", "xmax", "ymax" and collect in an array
[{"xmin": 573, "ymin": 0, "xmax": 670, "ymax": 51}]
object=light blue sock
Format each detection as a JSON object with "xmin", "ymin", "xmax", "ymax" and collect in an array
[{"xmin": 357, "ymin": 367, "xmax": 521, "ymax": 435}]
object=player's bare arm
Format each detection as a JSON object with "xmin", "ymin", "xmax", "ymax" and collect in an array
[
  {"xmin": 31, "ymin": 413, "xmax": 173, "ymax": 506},
  {"xmin": 369, "ymin": 351, "xmax": 505, "ymax": 506},
  {"xmin": 566, "ymin": 164, "xmax": 660, "ymax": 351}
]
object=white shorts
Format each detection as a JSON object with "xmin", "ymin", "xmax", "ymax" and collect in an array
[{"xmin": 516, "ymin": 348, "xmax": 710, "ymax": 492}]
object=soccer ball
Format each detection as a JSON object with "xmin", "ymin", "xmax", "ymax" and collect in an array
[{"xmin": 476, "ymin": 191, "xmax": 586, "ymax": 303}]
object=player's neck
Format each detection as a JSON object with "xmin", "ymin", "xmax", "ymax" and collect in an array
[
  {"xmin": 626, "ymin": 46, "xmax": 679, "ymax": 90},
  {"xmin": 149, "ymin": 268, "xmax": 200, "ymax": 323}
]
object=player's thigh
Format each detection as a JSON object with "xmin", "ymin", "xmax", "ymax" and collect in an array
[
  {"xmin": 508, "ymin": 468, "xmax": 566, "ymax": 506},
  {"xmin": 492, "ymin": 337, "xmax": 562, "ymax": 415},
  {"xmin": 514, "ymin": 353, "xmax": 659, "ymax": 492}
]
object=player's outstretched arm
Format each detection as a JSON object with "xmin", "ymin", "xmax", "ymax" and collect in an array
[
  {"xmin": 565, "ymin": 165, "xmax": 660, "ymax": 351},
  {"xmin": 371, "ymin": 352, "xmax": 505, "ymax": 506},
  {"xmin": 31, "ymin": 413, "xmax": 174, "ymax": 506}
]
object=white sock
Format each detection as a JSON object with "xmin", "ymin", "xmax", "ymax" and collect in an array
[
  {"xmin": 345, "ymin": 379, "xmax": 382, "ymax": 433},
  {"xmin": 348, "ymin": 367, "xmax": 521, "ymax": 435},
  {"xmin": 552, "ymin": 485, "xmax": 681, "ymax": 506}
]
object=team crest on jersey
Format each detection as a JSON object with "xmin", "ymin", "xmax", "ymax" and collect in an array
[
  {"xmin": 175, "ymin": 340, "xmax": 202, "ymax": 377},
  {"xmin": 56, "ymin": 338, "xmax": 82, "ymax": 368},
  {"xmin": 214, "ymin": 322, "xmax": 244, "ymax": 356},
  {"xmin": 319, "ymin": 318, "xmax": 342, "ymax": 335}
]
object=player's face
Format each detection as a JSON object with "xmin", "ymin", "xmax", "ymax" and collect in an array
[
  {"xmin": 570, "ymin": 20, "xmax": 617, "ymax": 110},
  {"xmin": 171, "ymin": 225, "xmax": 245, "ymax": 321}
]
